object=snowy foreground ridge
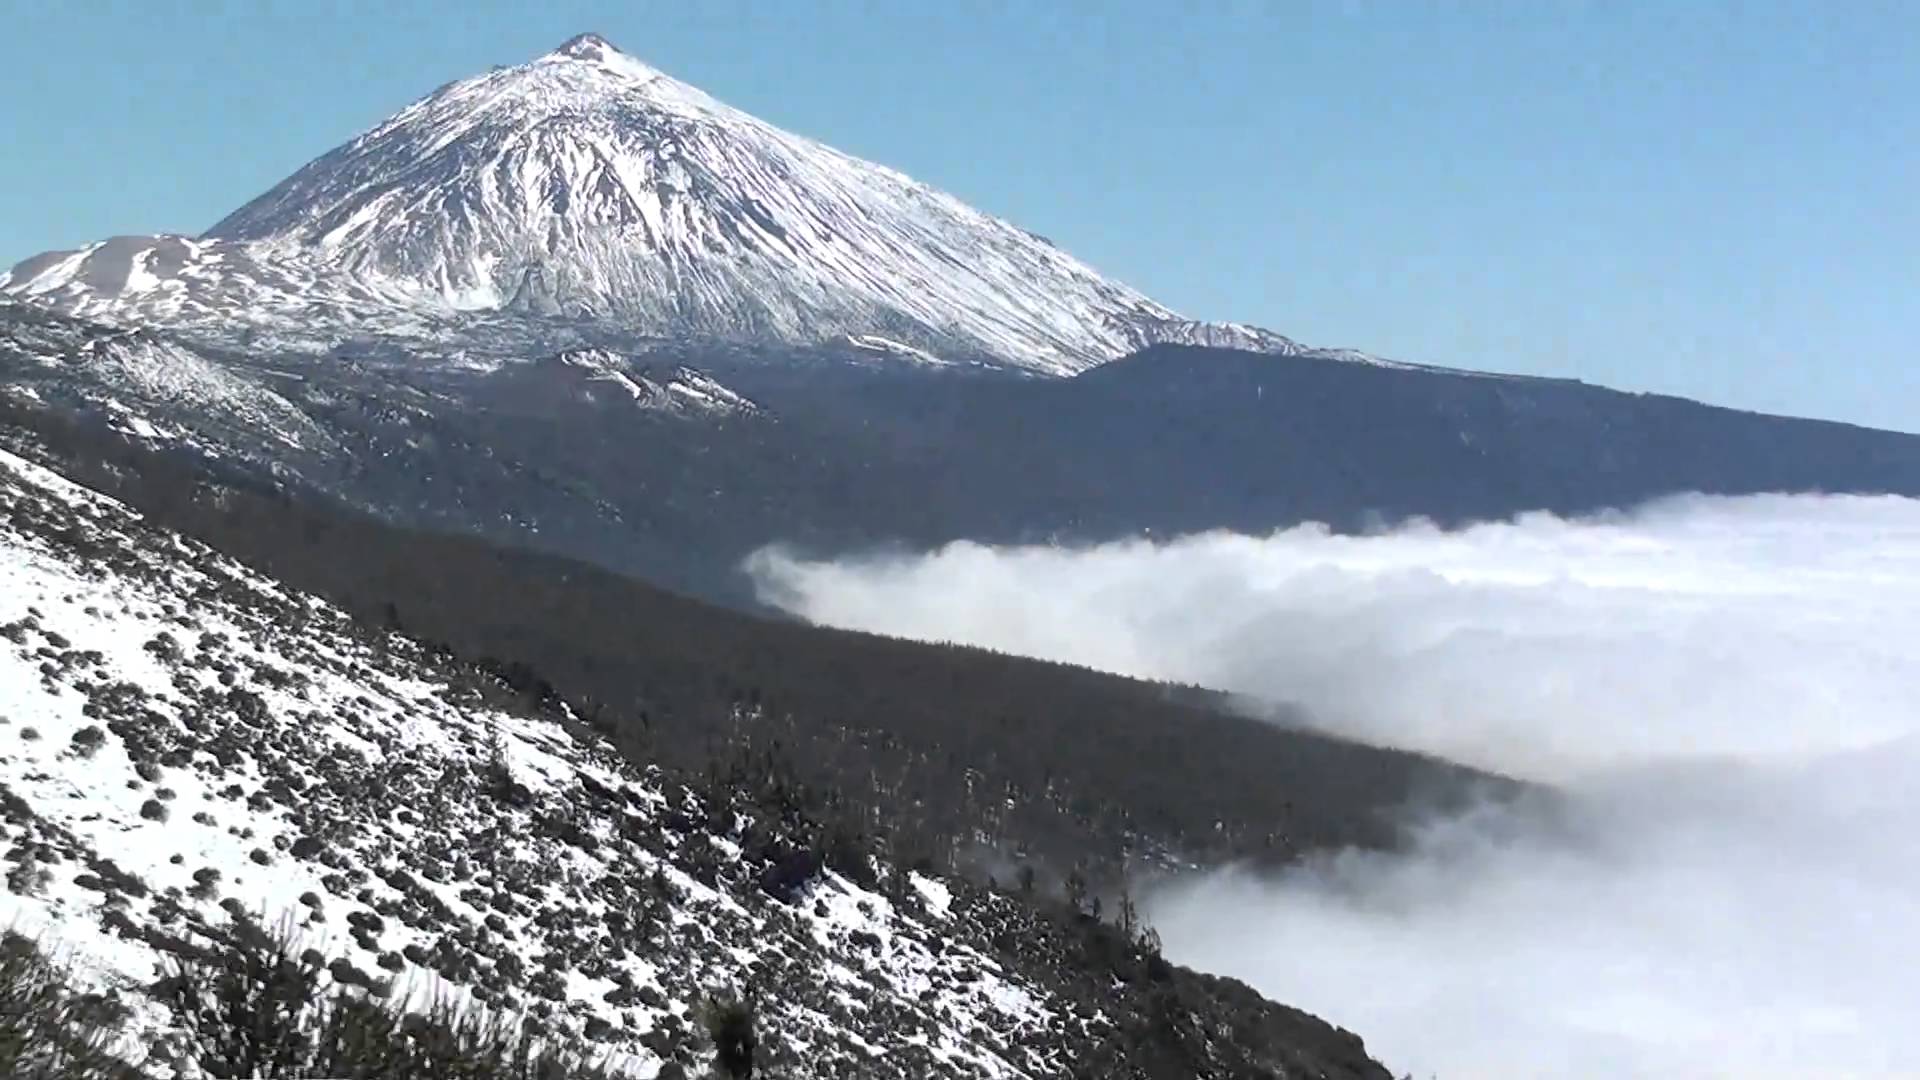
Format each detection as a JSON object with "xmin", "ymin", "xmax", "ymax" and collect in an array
[
  {"xmin": 1, "ymin": 34, "xmax": 1369, "ymax": 373},
  {"xmin": 0, "ymin": 447, "xmax": 1062, "ymax": 1077}
]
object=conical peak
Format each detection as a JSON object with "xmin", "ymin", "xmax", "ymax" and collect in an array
[
  {"xmin": 553, "ymin": 32, "xmax": 618, "ymax": 60},
  {"xmin": 536, "ymin": 31, "xmax": 669, "ymax": 86},
  {"xmin": 77, "ymin": 24, "xmax": 1211, "ymax": 375}
]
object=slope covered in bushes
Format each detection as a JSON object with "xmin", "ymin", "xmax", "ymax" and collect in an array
[{"xmin": 0, "ymin": 442, "xmax": 1393, "ymax": 1078}]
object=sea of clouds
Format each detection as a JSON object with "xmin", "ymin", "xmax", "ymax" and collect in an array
[{"xmin": 749, "ymin": 493, "xmax": 1920, "ymax": 1079}]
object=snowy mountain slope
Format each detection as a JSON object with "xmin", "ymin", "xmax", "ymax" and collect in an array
[
  {"xmin": 2, "ymin": 234, "xmax": 467, "ymax": 354},
  {"xmin": 0, "ymin": 448, "xmax": 1049, "ymax": 1077},
  {"xmin": 0, "ymin": 445, "xmax": 1394, "ymax": 1079},
  {"xmin": 0, "ymin": 304, "xmax": 333, "ymax": 456},
  {"xmin": 1, "ymin": 34, "xmax": 1376, "ymax": 373},
  {"xmin": 0, "ymin": 304, "xmax": 764, "ymax": 513}
]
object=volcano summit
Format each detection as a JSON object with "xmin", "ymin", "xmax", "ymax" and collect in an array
[{"xmin": 4, "ymin": 34, "xmax": 1328, "ymax": 372}]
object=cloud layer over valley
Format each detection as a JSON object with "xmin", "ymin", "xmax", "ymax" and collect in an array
[{"xmin": 749, "ymin": 495, "xmax": 1920, "ymax": 1078}]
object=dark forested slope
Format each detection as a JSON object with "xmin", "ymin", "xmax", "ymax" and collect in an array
[{"xmin": 721, "ymin": 342, "xmax": 1920, "ymax": 541}]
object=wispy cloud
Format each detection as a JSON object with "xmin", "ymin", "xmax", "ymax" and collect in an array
[{"xmin": 749, "ymin": 494, "xmax": 1920, "ymax": 1078}]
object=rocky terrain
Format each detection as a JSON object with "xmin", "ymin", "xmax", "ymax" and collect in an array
[{"xmin": 0, "ymin": 442, "xmax": 1393, "ymax": 1077}]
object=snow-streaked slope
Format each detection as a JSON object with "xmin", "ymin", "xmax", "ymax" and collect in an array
[
  {"xmin": 2, "ymin": 34, "xmax": 1381, "ymax": 373},
  {"xmin": 0, "ymin": 307, "xmax": 330, "ymax": 454},
  {"xmin": 2, "ymin": 233, "xmax": 465, "ymax": 350},
  {"xmin": 555, "ymin": 348, "xmax": 759, "ymax": 415},
  {"xmin": 0, "ymin": 446, "xmax": 1088, "ymax": 1078}
]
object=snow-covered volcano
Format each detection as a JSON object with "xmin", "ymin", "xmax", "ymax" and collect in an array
[{"xmin": 2, "ymin": 33, "xmax": 1334, "ymax": 373}]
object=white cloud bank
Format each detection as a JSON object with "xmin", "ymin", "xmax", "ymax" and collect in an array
[{"xmin": 749, "ymin": 494, "xmax": 1920, "ymax": 1079}]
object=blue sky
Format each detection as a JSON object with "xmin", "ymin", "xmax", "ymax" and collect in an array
[{"xmin": 5, "ymin": 2, "xmax": 1915, "ymax": 430}]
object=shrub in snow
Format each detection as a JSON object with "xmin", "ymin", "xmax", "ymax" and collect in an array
[{"xmin": 0, "ymin": 931, "xmax": 139, "ymax": 1080}]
